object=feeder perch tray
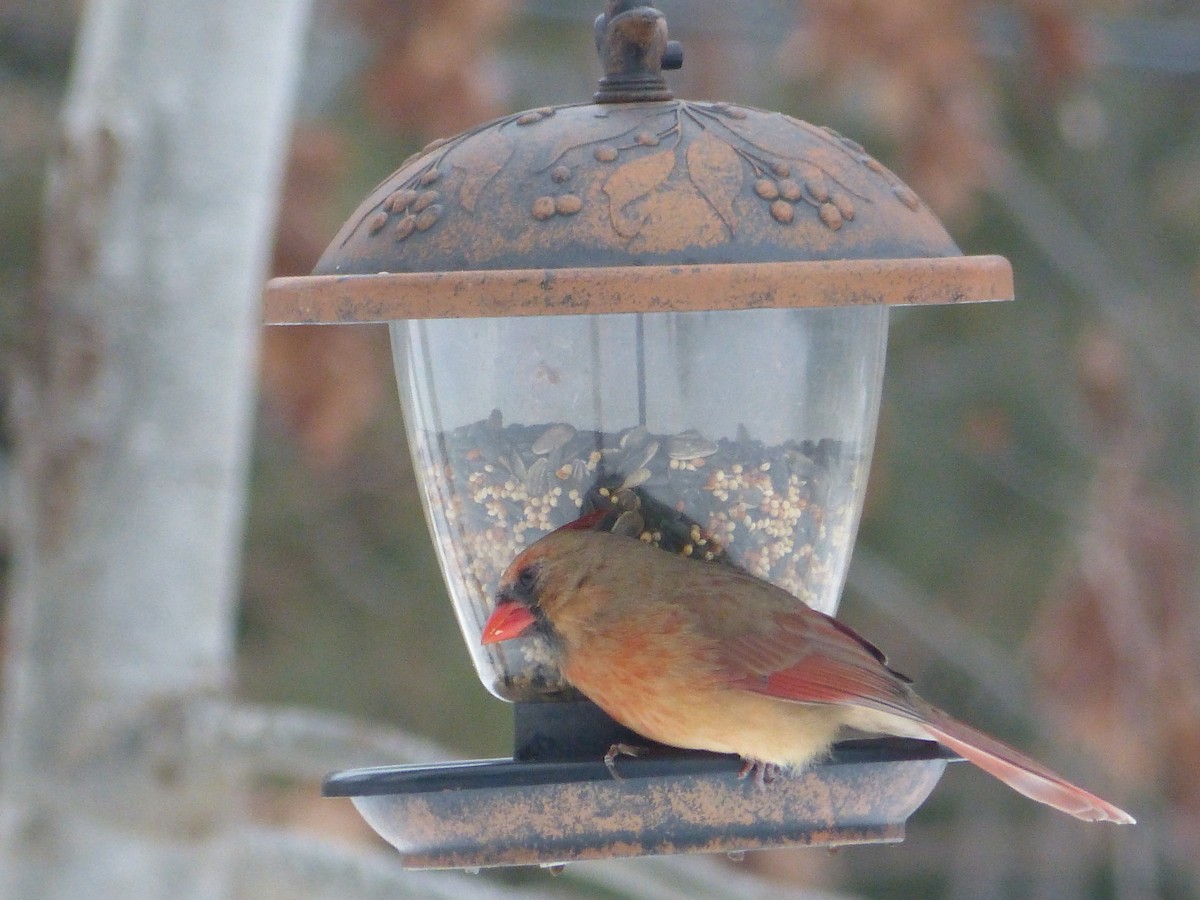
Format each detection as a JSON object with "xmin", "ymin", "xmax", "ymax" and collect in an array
[{"xmin": 322, "ymin": 701, "xmax": 958, "ymax": 869}]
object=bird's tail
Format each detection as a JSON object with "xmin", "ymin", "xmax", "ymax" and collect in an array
[{"xmin": 915, "ymin": 704, "xmax": 1134, "ymax": 824}]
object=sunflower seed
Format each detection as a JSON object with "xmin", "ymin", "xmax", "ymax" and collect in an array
[
  {"xmin": 625, "ymin": 439, "xmax": 660, "ymax": 470},
  {"xmin": 613, "ymin": 488, "xmax": 641, "ymax": 511},
  {"xmin": 619, "ymin": 424, "xmax": 650, "ymax": 450},
  {"xmin": 612, "ymin": 510, "xmax": 645, "ymax": 537},
  {"xmin": 569, "ymin": 458, "xmax": 589, "ymax": 486},
  {"xmin": 525, "ymin": 457, "xmax": 552, "ymax": 495},
  {"xmin": 620, "ymin": 467, "xmax": 652, "ymax": 490},
  {"xmin": 532, "ymin": 423, "xmax": 576, "ymax": 455},
  {"xmin": 666, "ymin": 432, "xmax": 718, "ymax": 460},
  {"xmin": 502, "ymin": 452, "xmax": 527, "ymax": 480}
]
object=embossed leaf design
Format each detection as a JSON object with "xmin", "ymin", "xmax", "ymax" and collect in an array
[
  {"xmin": 603, "ymin": 148, "xmax": 676, "ymax": 239},
  {"xmin": 446, "ymin": 128, "xmax": 515, "ymax": 212},
  {"xmin": 537, "ymin": 110, "xmax": 663, "ymax": 172},
  {"xmin": 686, "ymin": 130, "xmax": 743, "ymax": 235},
  {"xmin": 719, "ymin": 113, "xmax": 814, "ymax": 162},
  {"xmin": 723, "ymin": 114, "xmax": 877, "ymax": 198}
]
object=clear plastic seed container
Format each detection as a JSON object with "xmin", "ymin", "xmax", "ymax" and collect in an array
[{"xmin": 393, "ymin": 305, "xmax": 887, "ymax": 701}]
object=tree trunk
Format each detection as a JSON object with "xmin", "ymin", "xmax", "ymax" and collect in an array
[{"xmin": 0, "ymin": 1, "xmax": 311, "ymax": 896}]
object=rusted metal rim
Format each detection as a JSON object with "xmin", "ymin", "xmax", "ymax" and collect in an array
[
  {"xmin": 262, "ymin": 255, "xmax": 1013, "ymax": 324},
  {"xmin": 322, "ymin": 739, "xmax": 956, "ymax": 869}
]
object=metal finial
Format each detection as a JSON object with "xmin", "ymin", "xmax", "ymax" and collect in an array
[{"xmin": 593, "ymin": 2, "xmax": 682, "ymax": 103}]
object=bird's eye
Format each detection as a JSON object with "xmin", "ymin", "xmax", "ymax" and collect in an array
[{"xmin": 514, "ymin": 564, "xmax": 539, "ymax": 596}]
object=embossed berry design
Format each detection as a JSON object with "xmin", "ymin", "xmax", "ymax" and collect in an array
[{"xmin": 339, "ymin": 100, "xmax": 929, "ymax": 261}]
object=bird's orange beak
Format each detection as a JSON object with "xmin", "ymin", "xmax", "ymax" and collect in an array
[{"xmin": 481, "ymin": 599, "xmax": 537, "ymax": 645}]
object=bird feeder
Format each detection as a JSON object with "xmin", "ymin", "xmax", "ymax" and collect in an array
[{"xmin": 263, "ymin": 1, "xmax": 1012, "ymax": 871}]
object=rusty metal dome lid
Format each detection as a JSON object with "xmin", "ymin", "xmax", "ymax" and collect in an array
[
  {"xmin": 314, "ymin": 99, "xmax": 959, "ymax": 276},
  {"xmin": 265, "ymin": 2, "xmax": 1010, "ymax": 324}
]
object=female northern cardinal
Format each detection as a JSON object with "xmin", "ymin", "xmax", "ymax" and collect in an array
[{"xmin": 482, "ymin": 521, "xmax": 1134, "ymax": 824}]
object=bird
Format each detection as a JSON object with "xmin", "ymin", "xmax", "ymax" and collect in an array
[{"xmin": 482, "ymin": 517, "xmax": 1134, "ymax": 824}]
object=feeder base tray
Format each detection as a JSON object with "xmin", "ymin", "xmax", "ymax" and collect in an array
[{"xmin": 322, "ymin": 737, "xmax": 954, "ymax": 870}]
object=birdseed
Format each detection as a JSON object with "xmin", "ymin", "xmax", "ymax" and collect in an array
[{"xmin": 415, "ymin": 411, "xmax": 865, "ymax": 700}]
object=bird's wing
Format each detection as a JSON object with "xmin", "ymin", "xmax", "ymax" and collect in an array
[
  {"xmin": 690, "ymin": 570, "xmax": 1136, "ymax": 825},
  {"xmin": 715, "ymin": 604, "xmax": 920, "ymax": 720}
]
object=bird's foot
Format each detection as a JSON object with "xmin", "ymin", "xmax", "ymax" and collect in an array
[
  {"xmin": 604, "ymin": 742, "xmax": 645, "ymax": 781},
  {"xmin": 737, "ymin": 758, "xmax": 780, "ymax": 789}
]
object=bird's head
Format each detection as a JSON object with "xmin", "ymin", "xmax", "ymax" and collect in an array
[{"xmin": 481, "ymin": 511, "xmax": 615, "ymax": 648}]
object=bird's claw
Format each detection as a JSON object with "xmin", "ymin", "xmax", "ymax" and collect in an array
[
  {"xmin": 737, "ymin": 758, "xmax": 780, "ymax": 789},
  {"xmin": 604, "ymin": 742, "xmax": 644, "ymax": 781}
]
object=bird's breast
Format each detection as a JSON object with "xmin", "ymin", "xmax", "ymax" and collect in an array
[{"xmin": 559, "ymin": 610, "xmax": 844, "ymax": 767}]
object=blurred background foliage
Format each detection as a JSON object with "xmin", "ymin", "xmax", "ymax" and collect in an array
[{"xmin": 3, "ymin": 0, "xmax": 1199, "ymax": 897}]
